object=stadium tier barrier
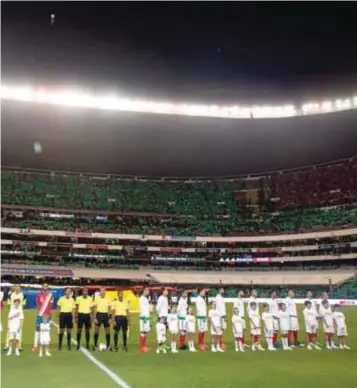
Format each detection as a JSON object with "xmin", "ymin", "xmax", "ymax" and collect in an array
[
  {"xmin": 2, "ymin": 226, "xmax": 357, "ymax": 242},
  {"xmin": 2, "ymin": 264, "xmax": 355, "ymax": 285}
]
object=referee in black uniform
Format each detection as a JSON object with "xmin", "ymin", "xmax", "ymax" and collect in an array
[{"xmin": 111, "ymin": 291, "xmax": 129, "ymax": 352}]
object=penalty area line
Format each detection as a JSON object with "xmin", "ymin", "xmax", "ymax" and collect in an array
[{"xmin": 52, "ymin": 322, "xmax": 133, "ymax": 388}]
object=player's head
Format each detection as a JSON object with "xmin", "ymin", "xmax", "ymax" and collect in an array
[
  {"xmin": 263, "ymin": 303, "xmax": 270, "ymax": 312},
  {"xmin": 307, "ymin": 291, "xmax": 313, "ymax": 299},
  {"xmin": 13, "ymin": 299, "xmax": 20, "ymax": 308},
  {"xmin": 322, "ymin": 299, "xmax": 329, "ymax": 308},
  {"xmin": 322, "ymin": 292, "xmax": 329, "ymax": 300},
  {"xmin": 42, "ymin": 314, "xmax": 49, "ymax": 323},
  {"xmin": 200, "ymin": 289, "xmax": 206, "ymax": 297},
  {"xmin": 280, "ymin": 302, "xmax": 287, "ymax": 311},
  {"xmin": 251, "ymin": 289, "xmax": 257, "ymax": 297},
  {"xmin": 14, "ymin": 283, "xmax": 21, "ymax": 293},
  {"xmin": 159, "ymin": 316, "xmax": 165, "ymax": 324},
  {"xmin": 250, "ymin": 301, "xmax": 257, "ymax": 310},
  {"xmin": 65, "ymin": 287, "xmax": 71, "ymax": 297},
  {"xmin": 210, "ymin": 301, "xmax": 216, "ymax": 309},
  {"xmin": 100, "ymin": 287, "xmax": 106, "ymax": 297},
  {"xmin": 118, "ymin": 291, "xmax": 124, "ymax": 301},
  {"xmin": 271, "ymin": 291, "xmax": 277, "ymax": 299},
  {"xmin": 82, "ymin": 287, "xmax": 89, "ymax": 297},
  {"xmin": 233, "ymin": 307, "xmax": 239, "ymax": 316},
  {"xmin": 181, "ymin": 290, "xmax": 187, "ymax": 298},
  {"xmin": 288, "ymin": 289, "xmax": 295, "ymax": 298},
  {"xmin": 218, "ymin": 287, "xmax": 224, "ymax": 296},
  {"xmin": 332, "ymin": 304, "xmax": 339, "ymax": 312},
  {"xmin": 238, "ymin": 290, "xmax": 244, "ymax": 298},
  {"xmin": 143, "ymin": 287, "xmax": 149, "ymax": 297},
  {"xmin": 43, "ymin": 283, "xmax": 49, "ymax": 292},
  {"xmin": 188, "ymin": 307, "xmax": 193, "ymax": 315},
  {"xmin": 163, "ymin": 288, "xmax": 169, "ymax": 297},
  {"xmin": 305, "ymin": 300, "xmax": 312, "ymax": 309}
]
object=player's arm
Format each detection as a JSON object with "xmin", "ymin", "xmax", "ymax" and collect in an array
[
  {"xmin": 156, "ymin": 297, "xmax": 162, "ymax": 316},
  {"xmin": 75, "ymin": 297, "xmax": 80, "ymax": 323},
  {"xmin": 57, "ymin": 298, "xmax": 62, "ymax": 321},
  {"xmin": 126, "ymin": 303, "xmax": 130, "ymax": 326}
]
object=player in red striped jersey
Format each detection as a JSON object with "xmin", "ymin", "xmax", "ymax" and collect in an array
[{"xmin": 32, "ymin": 284, "xmax": 53, "ymax": 352}]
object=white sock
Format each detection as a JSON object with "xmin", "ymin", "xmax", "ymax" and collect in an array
[
  {"xmin": 34, "ymin": 332, "xmax": 39, "ymax": 347},
  {"xmin": 234, "ymin": 340, "xmax": 239, "ymax": 349},
  {"xmin": 267, "ymin": 338, "xmax": 272, "ymax": 348}
]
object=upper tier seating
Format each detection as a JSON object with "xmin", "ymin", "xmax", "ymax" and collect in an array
[{"xmin": 2, "ymin": 159, "xmax": 357, "ymax": 236}]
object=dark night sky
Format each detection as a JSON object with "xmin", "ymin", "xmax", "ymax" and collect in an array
[{"xmin": 2, "ymin": 2, "xmax": 357, "ymax": 176}]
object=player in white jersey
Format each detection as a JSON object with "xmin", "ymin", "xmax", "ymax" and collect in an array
[
  {"xmin": 232, "ymin": 307, "xmax": 245, "ymax": 352},
  {"xmin": 332, "ymin": 305, "xmax": 350, "ymax": 350},
  {"xmin": 156, "ymin": 317, "xmax": 167, "ymax": 354},
  {"xmin": 139, "ymin": 288, "xmax": 151, "ymax": 352},
  {"xmin": 319, "ymin": 299, "xmax": 337, "ymax": 349},
  {"xmin": 262, "ymin": 304, "xmax": 276, "ymax": 351},
  {"xmin": 177, "ymin": 291, "xmax": 188, "ymax": 349},
  {"xmin": 303, "ymin": 300, "xmax": 321, "ymax": 350},
  {"xmin": 234, "ymin": 291, "xmax": 248, "ymax": 347},
  {"xmin": 248, "ymin": 289, "xmax": 259, "ymax": 313},
  {"xmin": 248, "ymin": 301, "xmax": 264, "ymax": 351},
  {"xmin": 269, "ymin": 292, "xmax": 280, "ymax": 346},
  {"xmin": 185, "ymin": 307, "xmax": 197, "ymax": 352},
  {"xmin": 39, "ymin": 314, "xmax": 52, "ymax": 357},
  {"xmin": 156, "ymin": 288, "xmax": 169, "ymax": 321},
  {"xmin": 209, "ymin": 301, "xmax": 224, "ymax": 352},
  {"xmin": 215, "ymin": 287, "xmax": 227, "ymax": 349},
  {"xmin": 167, "ymin": 305, "xmax": 179, "ymax": 353},
  {"xmin": 7, "ymin": 299, "xmax": 24, "ymax": 356},
  {"xmin": 277, "ymin": 303, "xmax": 292, "ymax": 350},
  {"xmin": 284, "ymin": 290, "xmax": 300, "ymax": 347},
  {"xmin": 196, "ymin": 289, "xmax": 208, "ymax": 350}
]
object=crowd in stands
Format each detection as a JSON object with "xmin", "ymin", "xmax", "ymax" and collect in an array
[
  {"xmin": 270, "ymin": 158, "xmax": 357, "ymax": 210},
  {"xmin": 2, "ymin": 159, "xmax": 357, "ymax": 236},
  {"xmin": 2, "ymin": 203, "xmax": 357, "ymax": 236}
]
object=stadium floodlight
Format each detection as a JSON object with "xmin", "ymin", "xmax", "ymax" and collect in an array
[{"xmin": 1, "ymin": 84, "xmax": 356, "ymax": 119}]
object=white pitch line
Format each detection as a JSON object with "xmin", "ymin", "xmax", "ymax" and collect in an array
[{"xmin": 52, "ymin": 322, "xmax": 132, "ymax": 388}]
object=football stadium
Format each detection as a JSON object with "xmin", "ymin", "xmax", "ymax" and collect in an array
[{"xmin": 1, "ymin": 3, "xmax": 357, "ymax": 388}]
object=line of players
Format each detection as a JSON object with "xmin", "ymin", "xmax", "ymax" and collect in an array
[
  {"xmin": 142, "ymin": 288, "xmax": 351, "ymax": 354},
  {"xmin": 2, "ymin": 285, "xmax": 351, "ymax": 356}
]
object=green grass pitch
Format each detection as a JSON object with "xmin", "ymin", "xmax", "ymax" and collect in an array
[{"xmin": 1, "ymin": 306, "xmax": 356, "ymax": 388}]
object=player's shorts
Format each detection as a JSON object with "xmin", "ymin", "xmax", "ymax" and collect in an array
[
  {"xmin": 197, "ymin": 317, "xmax": 208, "ymax": 332},
  {"xmin": 305, "ymin": 323, "xmax": 317, "ymax": 334},
  {"xmin": 114, "ymin": 316, "xmax": 128, "ymax": 332},
  {"xmin": 9, "ymin": 330, "xmax": 20, "ymax": 340},
  {"xmin": 157, "ymin": 335, "xmax": 166, "ymax": 344},
  {"xmin": 264, "ymin": 329, "xmax": 274, "ymax": 338},
  {"xmin": 211, "ymin": 327, "xmax": 222, "ymax": 336},
  {"xmin": 178, "ymin": 318, "xmax": 186, "ymax": 332},
  {"xmin": 78, "ymin": 313, "xmax": 92, "ymax": 330},
  {"xmin": 323, "ymin": 324, "xmax": 334, "ymax": 334},
  {"xmin": 289, "ymin": 316, "xmax": 299, "ymax": 331},
  {"xmin": 59, "ymin": 313, "xmax": 73, "ymax": 329},
  {"xmin": 187, "ymin": 325, "xmax": 196, "ymax": 334},
  {"xmin": 280, "ymin": 330, "xmax": 289, "ymax": 336},
  {"xmin": 169, "ymin": 325, "xmax": 179, "ymax": 335},
  {"xmin": 233, "ymin": 330, "xmax": 243, "ymax": 339},
  {"xmin": 139, "ymin": 317, "xmax": 151, "ymax": 333},
  {"xmin": 95, "ymin": 312, "xmax": 110, "ymax": 328},
  {"xmin": 251, "ymin": 328, "xmax": 261, "ymax": 336},
  {"xmin": 40, "ymin": 335, "xmax": 51, "ymax": 346},
  {"xmin": 337, "ymin": 327, "xmax": 348, "ymax": 337}
]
